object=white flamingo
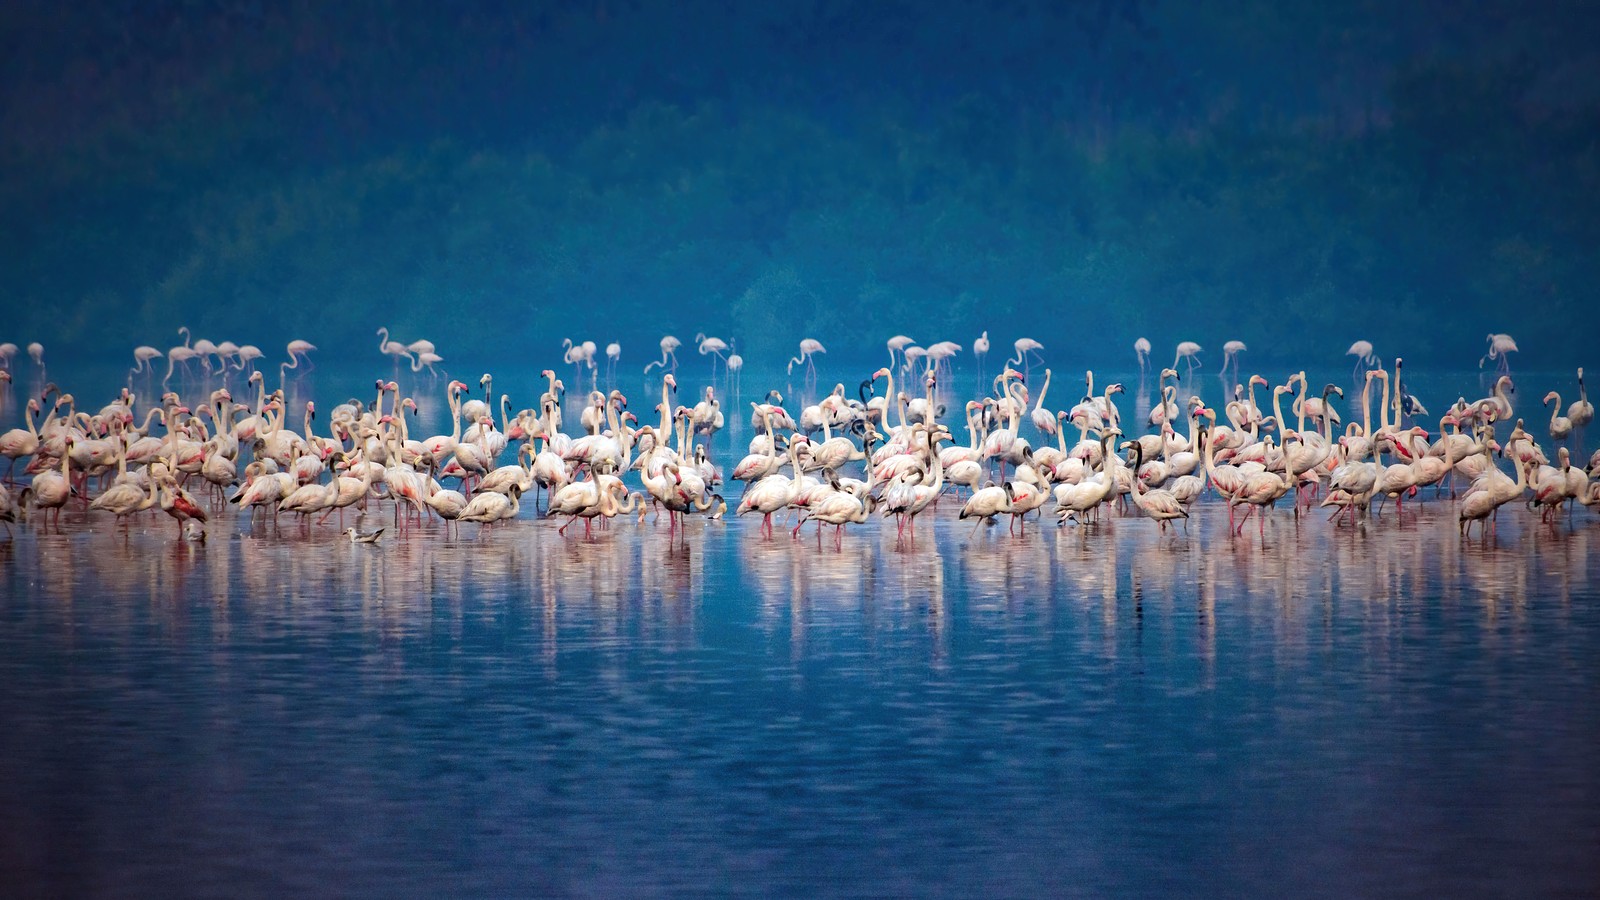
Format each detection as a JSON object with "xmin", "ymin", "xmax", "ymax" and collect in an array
[
  {"xmin": 1172, "ymin": 341, "xmax": 1202, "ymax": 378},
  {"xmin": 1480, "ymin": 333, "xmax": 1518, "ymax": 373},
  {"xmin": 643, "ymin": 335, "xmax": 681, "ymax": 374},
  {"xmin": 1346, "ymin": 340, "xmax": 1380, "ymax": 379}
]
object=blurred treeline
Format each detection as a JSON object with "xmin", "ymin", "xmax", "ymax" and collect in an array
[{"xmin": 1, "ymin": 1, "xmax": 1596, "ymax": 369}]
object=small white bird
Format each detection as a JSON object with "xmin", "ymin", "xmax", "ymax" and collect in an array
[{"xmin": 343, "ymin": 525, "xmax": 385, "ymax": 544}]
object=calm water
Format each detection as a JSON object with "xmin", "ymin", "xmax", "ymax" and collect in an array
[
  {"xmin": 2, "ymin": 501, "xmax": 1598, "ymax": 896},
  {"xmin": 2, "ymin": 360, "xmax": 1598, "ymax": 895}
]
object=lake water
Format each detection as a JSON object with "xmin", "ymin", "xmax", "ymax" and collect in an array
[{"xmin": 1, "ymin": 360, "xmax": 1597, "ymax": 895}]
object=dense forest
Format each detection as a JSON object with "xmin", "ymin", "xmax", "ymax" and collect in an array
[{"xmin": 2, "ymin": 1, "xmax": 1596, "ymax": 369}]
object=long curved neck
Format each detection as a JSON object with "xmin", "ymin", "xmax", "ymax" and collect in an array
[
  {"xmin": 1378, "ymin": 375, "xmax": 1392, "ymax": 432},
  {"xmin": 1034, "ymin": 369, "xmax": 1051, "ymax": 410},
  {"xmin": 1085, "ymin": 370, "xmax": 1094, "ymax": 400},
  {"xmin": 1550, "ymin": 395, "xmax": 1562, "ymax": 427},
  {"xmin": 377, "ymin": 328, "xmax": 389, "ymax": 353},
  {"xmin": 785, "ymin": 444, "xmax": 805, "ymax": 501},
  {"xmin": 1294, "ymin": 375, "xmax": 1308, "ymax": 436},
  {"xmin": 1361, "ymin": 376, "xmax": 1373, "ymax": 436},
  {"xmin": 926, "ymin": 434, "xmax": 945, "ymax": 492},
  {"xmin": 1393, "ymin": 362, "xmax": 1404, "ymax": 423}
]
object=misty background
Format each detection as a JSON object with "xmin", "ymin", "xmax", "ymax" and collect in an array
[{"xmin": 2, "ymin": 0, "xmax": 1597, "ymax": 372}]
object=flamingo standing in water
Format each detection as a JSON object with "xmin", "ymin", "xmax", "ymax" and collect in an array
[
  {"xmin": 377, "ymin": 328, "xmax": 413, "ymax": 372},
  {"xmin": 286, "ymin": 339, "xmax": 316, "ymax": 370},
  {"xmin": 1480, "ymin": 333, "xmax": 1518, "ymax": 374},
  {"xmin": 970, "ymin": 332, "xmax": 988, "ymax": 387},
  {"xmin": 1347, "ymin": 340, "xmax": 1380, "ymax": 379},
  {"xmin": 1172, "ymin": 341, "xmax": 1202, "ymax": 378},
  {"xmin": 1220, "ymin": 341, "xmax": 1246, "ymax": 385},
  {"xmin": 130, "ymin": 346, "xmax": 163, "ymax": 382},
  {"xmin": 234, "ymin": 345, "xmax": 263, "ymax": 374},
  {"xmin": 643, "ymin": 335, "xmax": 681, "ymax": 375},
  {"xmin": 788, "ymin": 338, "xmax": 825, "ymax": 396},
  {"xmin": 1568, "ymin": 368, "xmax": 1592, "ymax": 453},
  {"xmin": 726, "ymin": 344, "xmax": 743, "ymax": 408},
  {"xmin": 696, "ymin": 333, "xmax": 728, "ymax": 386},
  {"xmin": 280, "ymin": 339, "xmax": 317, "ymax": 389},
  {"xmin": 605, "ymin": 342, "xmax": 621, "ymax": 387},
  {"xmin": 1008, "ymin": 337, "xmax": 1044, "ymax": 380},
  {"xmin": 26, "ymin": 343, "xmax": 44, "ymax": 382},
  {"xmin": 1134, "ymin": 338, "xmax": 1151, "ymax": 379}
]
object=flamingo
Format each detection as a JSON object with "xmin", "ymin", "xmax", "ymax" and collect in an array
[
  {"xmin": 726, "ymin": 343, "xmax": 744, "ymax": 407},
  {"xmin": 1545, "ymin": 391, "xmax": 1573, "ymax": 443},
  {"xmin": 1347, "ymin": 341, "xmax": 1380, "ymax": 379},
  {"xmin": 164, "ymin": 337, "xmax": 201, "ymax": 388},
  {"xmin": 788, "ymin": 338, "xmax": 826, "ymax": 394},
  {"xmin": 158, "ymin": 475, "xmax": 208, "ymax": 538},
  {"xmin": 1007, "ymin": 337, "xmax": 1044, "ymax": 379},
  {"xmin": 459, "ymin": 483, "xmax": 523, "ymax": 530},
  {"xmin": 1134, "ymin": 338, "xmax": 1151, "ymax": 379},
  {"xmin": 27, "ymin": 342, "xmax": 45, "ymax": 380},
  {"xmin": 1458, "ymin": 440, "xmax": 1529, "ymax": 535},
  {"xmin": 233, "ymin": 345, "xmax": 263, "ymax": 374},
  {"xmin": 737, "ymin": 437, "xmax": 807, "ymax": 538},
  {"xmin": 420, "ymin": 482, "xmax": 469, "ymax": 536},
  {"xmin": 1480, "ymin": 333, "xmax": 1518, "ymax": 373},
  {"xmin": 409, "ymin": 350, "xmax": 445, "ymax": 377},
  {"xmin": 797, "ymin": 490, "xmax": 874, "ymax": 548},
  {"xmin": 605, "ymin": 342, "xmax": 621, "ymax": 386},
  {"xmin": 30, "ymin": 438, "xmax": 73, "ymax": 531},
  {"xmin": 130, "ymin": 346, "xmax": 164, "ymax": 380},
  {"xmin": 958, "ymin": 481, "xmax": 1013, "ymax": 534},
  {"xmin": 377, "ymin": 328, "xmax": 413, "ymax": 370},
  {"xmin": 1126, "ymin": 442, "xmax": 1188, "ymax": 532},
  {"xmin": 1220, "ymin": 340, "xmax": 1246, "ymax": 385},
  {"xmin": 888, "ymin": 335, "xmax": 917, "ymax": 376},
  {"xmin": 1172, "ymin": 341, "xmax": 1202, "ymax": 378},
  {"xmin": 1029, "ymin": 369, "xmax": 1057, "ymax": 438},
  {"xmin": 286, "ymin": 339, "xmax": 317, "ymax": 371},
  {"xmin": 970, "ymin": 332, "xmax": 988, "ymax": 386},
  {"xmin": 561, "ymin": 338, "xmax": 595, "ymax": 388},
  {"xmin": 1, "ymin": 399, "xmax": 42, "ymax": 481},
  {"xmin": 0, "ymin": 342, "xmax": 15, "ymax": 371},
  {"xmin": 1568, "ymin": 368, "xmax": 1592, "ymax": 451},
  {"xmin": 643, "ymin": 335, "xmax": 681, "ymax": 374}
]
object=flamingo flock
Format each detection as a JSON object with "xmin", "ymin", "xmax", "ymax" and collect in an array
[{"xmin": 0, "ymin": 327, "xmax": 1595, "ymax": 546}]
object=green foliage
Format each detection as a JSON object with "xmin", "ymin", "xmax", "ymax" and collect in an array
[{"xmin": 2, "ymin": 45, "xmax": 1596, "ymax": 368}]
